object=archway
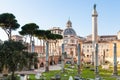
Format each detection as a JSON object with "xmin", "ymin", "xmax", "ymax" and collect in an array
[{"xmin": 40, "ymin": 62, "xmax": 44, "ymax": 67}]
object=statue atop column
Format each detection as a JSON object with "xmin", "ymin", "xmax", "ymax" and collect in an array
[{"xmin": 94, "ymin": 4, "xmax": 96, "ymax": 10}]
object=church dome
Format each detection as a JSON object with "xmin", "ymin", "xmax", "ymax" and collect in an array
[
  {"xmin": 63, "ymin": 20, "xmax": 76, "ymax": 36},
  {"xmin": 64, "ymin": 28, "xmax": 76, "ymax": 36}
]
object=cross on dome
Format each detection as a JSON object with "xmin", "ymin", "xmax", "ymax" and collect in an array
[{"xmin": 66, "ymin": 19, "xmax": 72, "ymax": 28}]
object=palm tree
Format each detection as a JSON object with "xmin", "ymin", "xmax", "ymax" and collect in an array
[
  {"xmin": 0, "ymin": 13, "xmax": 20, "ymax": 40},
  {"xmin": 0, "ymin": 40, "xmax": 27, "ymax": 80}
]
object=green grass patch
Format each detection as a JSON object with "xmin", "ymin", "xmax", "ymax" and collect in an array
[{"xmin": 28, "ymin": 64, "xmax": 118, "ymax": 80}]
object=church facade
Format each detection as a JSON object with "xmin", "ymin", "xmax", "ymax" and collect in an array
[{"xmin": 63, "ymin": 20, "xmax": 80, "ymax": 62}]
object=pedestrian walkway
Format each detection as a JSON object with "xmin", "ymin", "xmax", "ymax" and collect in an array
[
  {"xmin": 35, "ymin": 64, "xmax": 61, "ymax": 73},
  {"xmin": 16, "ymin": 64, "xmax": 61, "ymax": 75}
]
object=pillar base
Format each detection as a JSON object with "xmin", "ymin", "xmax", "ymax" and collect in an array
[
  {"xmin": 78, "ymin": 65, "xmax": 81, "ymax": 75},
  {"xmin": 112, "ymin": 73, "xmax": 118, "ymax": 76},
  {"xmin": 91, "ymin": 62, "xmax": 94, "ymax": 65},
  {"xmin": 45, "ymin": 66, "xmax": 49, "ymax": 72},
  {"xmin": 61, "ymin": 68, "xmax": 65, "ymax": 73},
  {"xmin": 113, "ymin": 66, "xmax": 118, "ymax": 76},
  {"xmin": 31, "ymin": 65, "xmax": 34, "ymax": 70},
  {"xmin": 95, "ymin": 76, "xmax": 102, "ymax": 80}
]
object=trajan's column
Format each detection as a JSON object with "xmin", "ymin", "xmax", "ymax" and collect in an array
[
  {"xmin": 92, "ymin": 4, "xmax": 98, "ymax": 64},
  {"xmin": 92, "ymin": 4, "xmax": 99, "ymax": 76},
  {"xmin": 92, "ymin": 4, "xmax": 98, "ymax": 46}
]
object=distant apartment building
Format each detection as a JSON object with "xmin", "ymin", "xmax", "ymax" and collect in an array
[
  {"xmin": 11, "ymin": 35, "xmax": 23, "ymax": 42},
  {"xmin": 49, "ymin": 27, "xmax": 63, "ymax": 57},
  {"xmin": 82, "ymin": 33, "xmax": 120, "ymax": 64},
  {"xmin": 49, "ymin": 27, "xmax": 63, "ymax": 35}
]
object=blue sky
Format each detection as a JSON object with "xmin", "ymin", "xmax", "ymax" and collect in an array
[{"xmin": 0, "ymin": 0, "xmax": 120, "ymax": 41}]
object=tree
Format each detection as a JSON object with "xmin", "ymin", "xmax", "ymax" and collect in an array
[
  {"xmin": 0, "ymin": 40, "xmax": 27, "ymax": 80},
  {"xmin": 44, "ymin": 31, "xmax": 63, "ymax": 71},
  {"xmin": 0, "ymin": 13, "xmax": 20, "ymax": 40},
  {"xmin": 19, "ymin": 23, "xmax": 39, "ymax": 69},
  {"xmin": 35, "ymin": 30, "xmax": 52, "ymax": 71},
  {"xmin": 34, "ymin": 30, "xmax": 46, "ymax": 53},
  {"xmin": 35, "ymin": 30, "xmax": 51, "ymax": 55},
  {"xmin": 35, "ymin": 30, "xmax": 63, "ymax": 71},
  {"xmin": 0, "ymin": 41, "xmax": 3, "ymax": 72},
  {"xmin": 24, "ymin": 52, "xmax": 38, "ymax": 69},
  {"xmin": 19, "ymin": 23, "xmax": 39, "ymax": 52},
  {"xmin": 34, "ymin": 30, "xmax": 49, "ymax": 71},
  {"xmin": 51, "ymin": 33, "xmax": 63, "ymax": 48},
  {"xmin": 50, "ymin": 34, "xmax": 63, "ymax": 64}
]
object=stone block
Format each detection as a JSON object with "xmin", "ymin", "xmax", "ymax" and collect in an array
[{"xmin": 102, "ymin": 65, "xmax": 109, "ymax": 70}]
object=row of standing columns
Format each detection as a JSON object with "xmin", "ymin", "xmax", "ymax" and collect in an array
[
  {"xmin": 93, "ymin": 43, "xmax": 118, "ymax": 77},
  {"xmin": 61, "ymin": 43, "xmax": 81, "ymax": 75},
  {"xmin": 61, "ymin": 43, "xmax": 118, "ymax": 77},
  {"xmin": 45, "ymin": 41, "xmax": 118, "ymax": 77}
]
